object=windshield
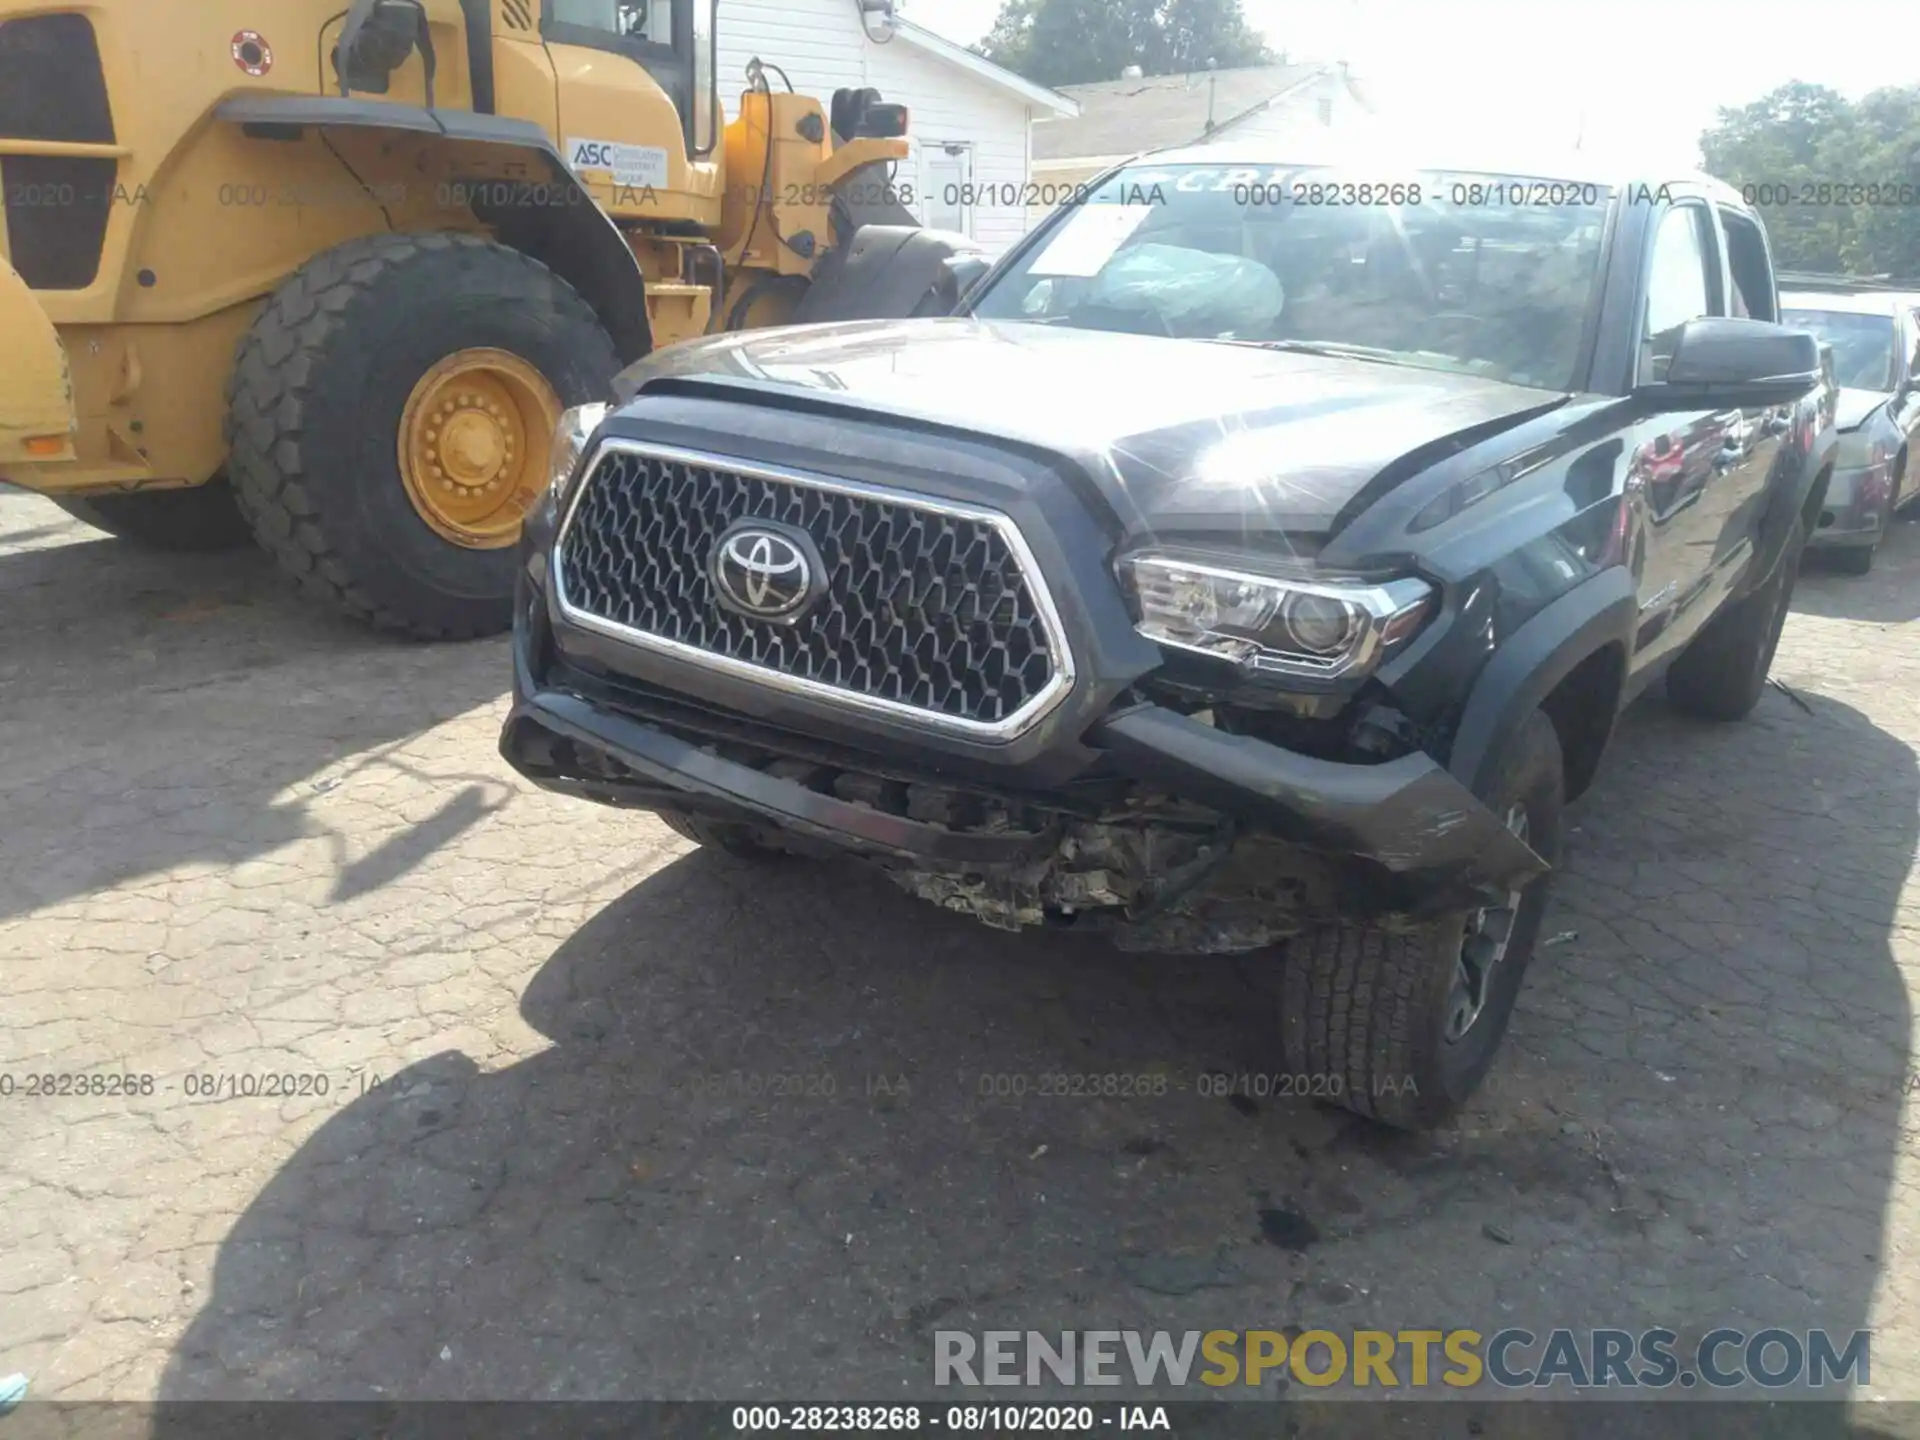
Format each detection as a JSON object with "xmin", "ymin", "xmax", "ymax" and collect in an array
[
  {"xmin": 1782, "ymin": 308, "xmax": 1898, "ymax": 391},
  {"xmin": 969, "ymin": 165, "xmax": 1613, "ymax": 392}
]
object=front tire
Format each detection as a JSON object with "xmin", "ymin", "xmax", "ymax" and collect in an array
[
  {"xmin": 53, "ymin": 476, "xmax": 253, "ymax": 552},
  {"xmin": 1828, "ymin": 542, "xmax": 1875, "ymax": 577},
  {"xmin": 657, "ymin": 809, "xmax": 788, "ymax": 860},
  {"xmin": 1279, "ymin": 711, "xmax": 1565, "ymax": 1131},
  {"xmin": 226, "ymin": 232, "xmax": 622, "ymax": 640}
]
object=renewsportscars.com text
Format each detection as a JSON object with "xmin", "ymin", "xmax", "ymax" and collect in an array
[{"xmin": 935, "ymin": 1328, "xmax": 1870, "ymax": 1391}]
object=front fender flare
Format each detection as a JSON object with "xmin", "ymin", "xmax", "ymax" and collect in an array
[
  {"xmin": 213, "ymin": 96, "xmax": 652, "ymax": 364},
  {"xmin": 1446, "ymin": 566, "xmax": 1639, "ymax": 802},
  {"xmin": 791, "ymin": 225, "xmax": 984, "ymax": 324}
]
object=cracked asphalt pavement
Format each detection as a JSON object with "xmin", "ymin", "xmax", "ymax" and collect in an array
[{"xmin": 2, "ymin": 485, "xmax": 1918, "ymax": 1416}]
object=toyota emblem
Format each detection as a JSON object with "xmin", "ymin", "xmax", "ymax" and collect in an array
[{"xmin": 710, "ymin": 522, "xmax": 824, "ymax": 623}]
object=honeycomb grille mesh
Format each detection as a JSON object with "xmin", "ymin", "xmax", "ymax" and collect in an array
[{"xmin": 556, "ymin": 450, "xmax": 1061, "ymax": 726}]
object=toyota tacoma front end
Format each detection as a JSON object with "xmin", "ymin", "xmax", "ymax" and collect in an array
[{"xmin": 501, "ymin": 152, "xmax": 1831, "ymax": 1128}]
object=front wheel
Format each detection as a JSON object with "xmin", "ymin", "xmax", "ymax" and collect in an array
[
  {"xmin": 1279, "ymin": 710, "xmax": 1565, "ymax": 1131},
  {"xmin": 226, "ymin": 232, "xmax": 622, "ymax": 640},
  {"xmin": 1828, "ymin": 542, "xmax": 1876, "ymax": 577},
  {"xmin": 657, "ymin": 809, "xmax": 789, "ymax": 860}
]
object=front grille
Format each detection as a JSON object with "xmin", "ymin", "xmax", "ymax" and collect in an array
[
  {"xmin": 554, "ymin": 444, "xmax": 1070, "ymax": 735},
  {"xmin": 0, "ymin": 14, "xmax": 115, "ymax": 290}
]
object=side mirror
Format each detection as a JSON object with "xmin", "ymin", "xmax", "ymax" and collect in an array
[
  {"xmin": 1635, "ymin": 317, "xmax": 1822, "ymax": 409},
  {"xmin": 923, "ymin": 254, "xmax": 992, "ymax": 316}
]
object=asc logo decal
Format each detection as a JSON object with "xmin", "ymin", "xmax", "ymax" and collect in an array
[{"xmin": 566, "ymin": 137, "xmax": 670, "ymax": 189}]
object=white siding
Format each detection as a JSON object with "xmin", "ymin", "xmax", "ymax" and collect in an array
[
  {"xmin": 1019, "ymin": 74, "xmax": 1372, "ymax": 231},
  {"xmin": 1217, "ymin": 75, "xmax": 1368, "ymax": 149},
  {"xmin": 717, "ymin": 0, "xmax": 1036, "ymax": 251}
]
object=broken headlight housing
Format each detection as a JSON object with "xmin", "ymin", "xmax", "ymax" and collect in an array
[
  {"xmin": 547, "ymin": 402, "xmax": 609, "ymax": 497},
  {"xmin": 1118, "ymin": 552, "xmax": 1437, "ymax": 682}
]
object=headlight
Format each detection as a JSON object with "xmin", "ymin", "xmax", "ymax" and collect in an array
[
  {"xmin": 1835, "ymin": 428, "xmax": 1888, "ymax": 472},
  {"xmin": 1118, "ymin": 552, "xmax": 1436, "ymax": 681},
  {"xmin": 548, "ymin": 402, "xmax": 609, "ymax": 496}
]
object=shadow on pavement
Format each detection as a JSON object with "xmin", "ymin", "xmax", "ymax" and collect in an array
[
  {"xmin": 157, "ymin": 669, "xmax": 1917, "ymax": 1428},
  {"xmin": 0, "ymin": 497, "xmax": 511, "ymax": 923}
]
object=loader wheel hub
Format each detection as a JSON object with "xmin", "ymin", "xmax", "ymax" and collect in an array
[
  {"xmin": 399, "ymin": 349, "xmax": 562, "ymax": 549},
  {"xmin": 441, "ymin": 410, "xmax": 506, "ymax": 483}
]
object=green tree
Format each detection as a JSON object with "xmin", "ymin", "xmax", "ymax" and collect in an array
[
  {"xmin": 976, "ymin": 0, "xmax": 1270, "ymax": 88},
  {"xmin": 1700, "ymin": 81, "xmax": 1920, "ymax": 278},
  {"xmin": 1847, "ymin": 85, "xmax": 1920, "ymax": 279}
]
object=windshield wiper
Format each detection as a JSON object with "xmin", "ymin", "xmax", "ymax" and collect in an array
[{"xmin": 1222, "ymin": 339, "xmax": 1411, "ymax": 365}]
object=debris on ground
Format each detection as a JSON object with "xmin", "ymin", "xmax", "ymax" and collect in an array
[
  {"xmin": 1118, "ymin": 1251, "xmax": 1237, "ymax": 1296},
  {"xmin": 1257, "ymin": 1207, "xmax": 1321, "ymax": 1251},
  {"xmin": 1482, "ymin": 1223, "xmax": 1514, "ymax": 1246},
  {"xmin": 1768, "ymin": 677, "xmax": 1816, "ymax": 714},
  {"xmin": 1543, "ymin": 931, "xmax": 1579, "ymax": 947},
  {"xmin": 0, "ymin": 1375, "xmax": 29, "ymax": 1414}
]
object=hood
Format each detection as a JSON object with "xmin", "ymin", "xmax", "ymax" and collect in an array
[
  {"xmin": 1834, "ymin": 386, "xmax": 1891, "ymax": 433},
  {"xmin": 616, "ymin": 319, "xmax": 1568, "ymax": 540}
]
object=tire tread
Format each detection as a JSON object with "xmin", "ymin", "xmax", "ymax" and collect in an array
[{"xmin": 225, "ymin": 231, "xmax": 611, "ymax": 640}]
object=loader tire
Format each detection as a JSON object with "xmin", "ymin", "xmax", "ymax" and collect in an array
[
  {"xmin": 53, "ymin": 477, "xmax": 254, "ymax": 552},
  {"xmin": 226, "ymin": 232, "xmax": 621, "ymax": 640}
]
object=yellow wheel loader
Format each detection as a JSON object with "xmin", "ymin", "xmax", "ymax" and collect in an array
[{"xmin": 0, "ymin": 0, "xmax": 979, "ymax": 637}]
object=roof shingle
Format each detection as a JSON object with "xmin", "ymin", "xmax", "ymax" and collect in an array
[{"xmin": 1031, "ymin": 62, "xmax": 1326, "ymax": 162}]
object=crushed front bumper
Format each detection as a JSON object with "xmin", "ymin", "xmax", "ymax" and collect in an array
[{"xmin": 500, "ymin": 583, "xmax": 1547, "ymax": 928}]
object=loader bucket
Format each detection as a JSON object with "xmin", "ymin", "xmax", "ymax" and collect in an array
[{"xmin": 0, "ymin": 257, "xmax": 76, "ymax": 468}]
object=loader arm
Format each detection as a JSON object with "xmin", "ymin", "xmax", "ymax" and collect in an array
[{"xmin": 0, "ymin": 257, "xmax": 77, "ymax": 469}]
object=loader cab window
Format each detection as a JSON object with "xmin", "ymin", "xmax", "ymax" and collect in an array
[
  {"xmin": 690, "ymin": 0, "xmax": 714, "ymax": 155},
  {"xmin": 543, "ymin": 0, "xmax": 718, "ymax": 157},
  {"xmin": 546, "ymin": 0, "xmax": 666, "ymax": 36}
]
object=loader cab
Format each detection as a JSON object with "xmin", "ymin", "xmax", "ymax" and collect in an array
[{"xmin": 541, "ymin": 0, "xmax": 719, "ymax": 160}]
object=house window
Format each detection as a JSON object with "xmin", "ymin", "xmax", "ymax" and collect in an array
[
  {"xmin": 1316, "ymin": 97, "xmax": 1333, "ymax": 126},
  {"xmin": 923, "ymin": 142, "xmax": 973, "ymax": 237}
]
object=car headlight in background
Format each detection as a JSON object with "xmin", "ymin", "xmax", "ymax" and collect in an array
[
  {"xmin": 1118, "ymin": 552, "xmax": 1437, "ymax": 681},
  {"xmin": 1835, "ymin": 429, "xmax": 1896, "ymax": 508},
  {"xmin": 548, "ymin": 402, "xmax": 609, "ymax": 496}
]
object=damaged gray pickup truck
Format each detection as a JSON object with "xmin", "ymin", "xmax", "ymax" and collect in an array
[{"xmin": 502, "ymin": 150, "xmax": 1836, "ymax": 1128}]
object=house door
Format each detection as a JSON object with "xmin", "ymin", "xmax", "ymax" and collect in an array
[{"xmin": 923, "ymin": 142, "xmax": 973, "ymax": 238}]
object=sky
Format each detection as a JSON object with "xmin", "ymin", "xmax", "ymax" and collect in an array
[{"xmin": 900, "ymin": 0, "xmax": 1915, "ymax": 170}]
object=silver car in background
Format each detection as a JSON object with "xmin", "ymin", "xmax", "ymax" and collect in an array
[{"xmin": 1780, "ymin": 282, "xmax": 1920, "ymax": 574}]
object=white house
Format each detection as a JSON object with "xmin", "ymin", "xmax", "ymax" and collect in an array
[
  {"xmin": 1027, "ymin": 62, "xmax": 1373, "ymax": 226},
  {"xmin": 716, "ymin": 1, "xmax": 1078, "ymax": 253}
]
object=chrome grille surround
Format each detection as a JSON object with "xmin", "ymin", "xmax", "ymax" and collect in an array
[{"xmin": 551, "ymin": 440, "xmax": 1077, "ymax": 741}]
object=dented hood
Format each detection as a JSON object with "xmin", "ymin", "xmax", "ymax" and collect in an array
[{"xmin": 615, "ymin": 319, "xmax": 1569, "ymax": 540}]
